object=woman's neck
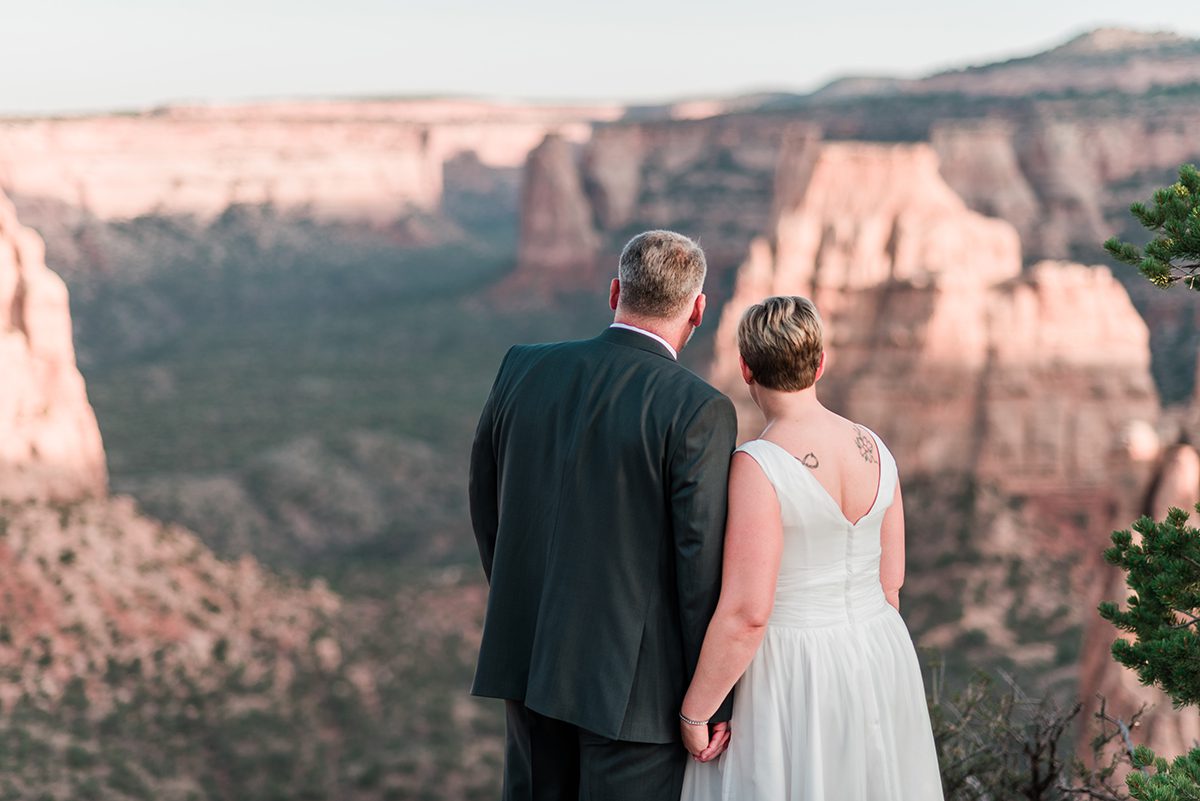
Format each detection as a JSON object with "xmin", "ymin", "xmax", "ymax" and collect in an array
[{"xmin": 756, "ymin": 386, "xmax": 824, "ymax": 431}]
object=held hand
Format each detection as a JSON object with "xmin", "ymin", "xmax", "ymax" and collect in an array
[
  {"xmin": 697, "ymin": 721, "xmax": 730, "ymax": 762},
  {"xmin": 680, "ymin": 719, "xmax": 710, "ymax": 758},
  {"xmin": 681, "ymin": 719, "xmax": 731, "ymax": 761}
]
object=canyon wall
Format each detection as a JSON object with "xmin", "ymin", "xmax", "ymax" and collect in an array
[
  {"xmin": 0, "ymin": 100, "xmax": 616, "ymax": 223},
  {"xmin": 0, "ymin": 100, "xmax": 618, "ymax": 273},
  {"xmin": 507, "ymin": 32, "xmax": 1200, "ymax": 296},
  {"xmin": 932, "ymin": 114, "xmax": 1200, "ymax": 261},
  {"xmin": 706, "ymin": 140, "xmax": 1191, "ymax": 753},
  {"xmin": 513, "ymin": 109, "xmax": 1200, "ymax": 289},
  {"xmin": 505, "ymin": 116, "xmax": 807, "ymax": 296},
  {"xmin": 0, "ymin": 189, "xmax": 106, "ymax": 501},
  {"xmin": 0, "ymin": 186, "xmax": 340, "ymax": 739},
  {"xmin": 709, "ymin": 141, "xmax": 1157, "ymax": 488}
]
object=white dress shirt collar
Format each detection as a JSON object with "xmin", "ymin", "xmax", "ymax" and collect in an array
[{"xmin": 609, "ymin": 323, "xmax": 678, "ymax": 360}]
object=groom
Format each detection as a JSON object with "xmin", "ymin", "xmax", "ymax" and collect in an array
[{"xmin": 469, "ymin": 230, "xmax": 738, "ymax": 800}]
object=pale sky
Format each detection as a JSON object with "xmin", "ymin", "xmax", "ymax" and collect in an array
[{"xmin": 3, "ymin": 0, "xmax": 1199, "ymax": 115}]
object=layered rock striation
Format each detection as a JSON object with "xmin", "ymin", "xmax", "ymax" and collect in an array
[
  {"xmin": 932, "ymin": 114, "xmax": 1200, "ymax": 261},
  {"xmin": 506, "ymin": 116, "xmax": 805, "ymax": 296},
  {"xmin": 708, "ymin": 140, "xmax": 1163, "ymax": 715},
  {"xmin": 0, "ymin": 100, "xmax": 616, "ymax": 225},
  {"xmin": 0, "ymin": 99, "xmax": 618, "ymax": 274},
  {"xmin": 710, "ymin": 141, "xmax": 1157, "ymax": 493}
]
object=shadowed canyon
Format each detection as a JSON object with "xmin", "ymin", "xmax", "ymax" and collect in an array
[{"xmin": 3, "ymin": 26, "xmax": 1200, "ymax": 798}]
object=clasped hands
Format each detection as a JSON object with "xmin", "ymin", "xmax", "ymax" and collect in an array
[{"xmin": 680, "ymin": 719, "xmax": 731, "ymax": 762}]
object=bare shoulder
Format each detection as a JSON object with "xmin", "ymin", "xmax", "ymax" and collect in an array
[
  {"xmin": 848, "ymin": 422, "xmax": 880, "ymax": 465},
  {"xmin": 816, "ymin": 411, "xmax": 880, "ymax": 466},
  {"xmin": 729, "ymin": 449, "xmax": 779, "ymax": 506}
]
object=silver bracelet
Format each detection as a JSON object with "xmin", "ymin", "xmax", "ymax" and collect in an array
[{"xmin": 679, "ymin": 712, "xmax": 710, "ymax": 726}]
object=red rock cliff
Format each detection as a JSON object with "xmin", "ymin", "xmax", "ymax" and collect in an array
[
  {"xmin": 710, "ymin": 141, "xmax": 1156, "ymax": 487},
  {"xmin": 0, "ymin": 190, "xmax": 106, "ymax": 501},
  {"xmin": 709, "ymin": 140, "xmax": 1161, "ymax": 702}
]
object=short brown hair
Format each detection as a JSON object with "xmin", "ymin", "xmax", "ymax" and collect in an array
[
  {"xmin": 737, "ymin": 296, "xmax": 824, "ymax": 391},
  {"xmin": 617, "ymin": 230, "xmax": 707, "ymax": 318}
]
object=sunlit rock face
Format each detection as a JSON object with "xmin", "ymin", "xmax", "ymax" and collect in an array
[
  {"xmin": 0, "ymin": 100, "xmax": 618, "ymax": 274},
  {"xmin": 708, "ymin": 139, "xmax": 1162, "ymax": 706},
  {"xmin": 710, "ymin": 140, "xmax": 1156, "ymax": 490},
  {"xmin": 0, "ymin": 189, "xmax": 106, "ymax": 502}
]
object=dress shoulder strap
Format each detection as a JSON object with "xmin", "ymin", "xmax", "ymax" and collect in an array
[
  {"xmin": 734, "ymin": 439, "xmax": 787, "ymax": 491},
  {"xmin": 860, "ymin": 426, "xmax": 898, "ymax": 511}
]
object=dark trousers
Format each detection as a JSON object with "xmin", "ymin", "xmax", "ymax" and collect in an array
[{"xmin": 502, "ymin": 701, "xmax": 686, "ymax": 801}]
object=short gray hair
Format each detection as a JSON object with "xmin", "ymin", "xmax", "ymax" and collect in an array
[{"xmin": 617, "ymin": 230, "xmax": 707, "ymax": 318}]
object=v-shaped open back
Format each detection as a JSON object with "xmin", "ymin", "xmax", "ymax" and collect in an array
[
  {"xmin": 755, "ymin": 432, "xmax": 884, "ymax": 527},
  {"xmin": 733, "ymin": 428, "xmax": 898, "ymax": 628}
]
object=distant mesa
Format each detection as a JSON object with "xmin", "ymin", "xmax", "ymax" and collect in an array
[
  {"xmin": 807, "ymin": 26, "xmax": 1200, "ymax": 101},
  {"xmin": 0, "ymin": 99, "xmax": 615, "ymax": 274},
  {"xmin": 1053, "ymin": 27, "xmax": 1192, "ymax": 55},
  {"xmin": 808, "ymin": 76, "xmax": 908, "ymax": 100}
]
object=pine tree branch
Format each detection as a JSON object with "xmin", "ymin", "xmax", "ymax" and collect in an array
[{"xmin": 1172, "ymin": 612, "xmax": 1200, "ymax": 630}]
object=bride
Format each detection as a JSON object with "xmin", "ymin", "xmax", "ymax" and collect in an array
[{"xmin": 678, "ymin": 296, "xmax": 943, "ymax": 800}]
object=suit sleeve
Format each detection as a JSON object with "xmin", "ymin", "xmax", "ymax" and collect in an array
[
  {"xmin": 468, "ymin": 347, "xmax": 514, "ymax": 583},
  {"xmin": 670, "ymin": 394, "xmax": 738, "ymax": 722}
]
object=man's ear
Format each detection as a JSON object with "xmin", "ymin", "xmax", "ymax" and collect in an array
[
  {"xmin": 689, "ymin": 293, "xmax": 707, "ymax": 328},
  {"xmin": 739, "ymin": 354, "xmax": 753, "ymax": 385},
  {"xmin": 609, "ymin": 278, "xmax": 620, "ymax": 312},
  {"xmin": 814, "ymin": 351, "xmax": 827, "ymax": 382}
]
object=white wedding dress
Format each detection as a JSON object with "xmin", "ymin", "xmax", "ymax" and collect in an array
[{"xmin": 681, "ymin": 432, "xmax": 943, "ymax": 801}]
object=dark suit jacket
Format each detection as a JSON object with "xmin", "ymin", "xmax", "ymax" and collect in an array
[{"xmin": 468, "ymin": 326, "xmax": 737, "ymax": 743}]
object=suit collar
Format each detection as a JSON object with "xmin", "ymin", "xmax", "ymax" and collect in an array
[{"xmin": 597, "ymin": 326, "xmax": 678, "ymax": 361}]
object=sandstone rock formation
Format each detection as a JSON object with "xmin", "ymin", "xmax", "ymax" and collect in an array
[
  {"xmin": 507, "ymin": 134, "xmax": 601, "ymax": 294},
  {"xmin": 711, "ymin": 141, "xmax": 1156, "ymax": 480},
  {"xmin": 0, "ymin": 190, "xmax": 106, "ymax": 501},
  {"xmin": 932, "ymin": 115, "xmax": 1200, "ymax": 261},
  {"xmin": 508, "ymin": 116, "xmax": 805, "ymax": 297},
  {"xmin": 500, "ymin": 31, "xmax": 1200, "ymax": 296},
  {"xmin": 0, "ymin": 99, "xmax": 618, "ymax": 274},
  {"xmin": 0, "ymin": 100, "xmax": 615, "ymax": 225},
  {"xmin": 709, "ymin": 139, "xmax": 1161, "ymax": 694}
]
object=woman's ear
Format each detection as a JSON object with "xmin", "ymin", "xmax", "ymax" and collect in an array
[
  {"xmin": 739, "ymin": 355, "xmax": 753, "ymax": 385},
  {"xmin": 814, "ymin": 351, "xmax": 827, "ymax": 382}
]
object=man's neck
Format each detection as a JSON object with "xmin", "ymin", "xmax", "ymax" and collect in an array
[{"xmin": 610, "ymin": 318, "xmax": 681, "ymax": 359}]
